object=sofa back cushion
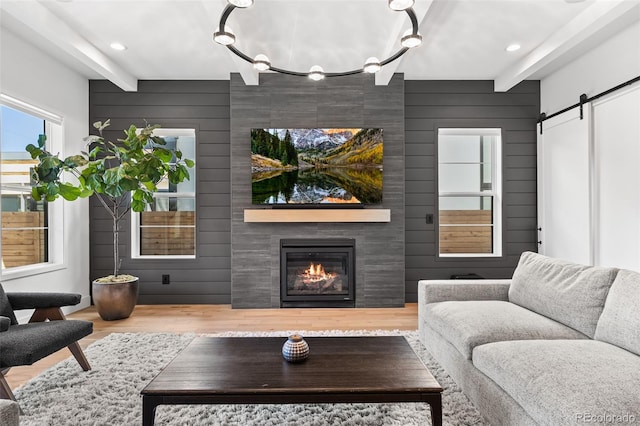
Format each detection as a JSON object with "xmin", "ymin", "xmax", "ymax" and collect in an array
[
  {"xmin": 508, "ymin": 252, "xmax": 618, "ymax": 338},
  {"xmin": 0, "ymin": 284, "xmax": 18, "ymax": 325},
  {"xmin": 594, "ymin": 269, "xmax": 640, "ymax": 356}
]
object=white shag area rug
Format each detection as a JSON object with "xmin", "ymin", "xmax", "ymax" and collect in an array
[{"xmin": 15, "ymin": 330, "xmax": 487, "ymax": 425}]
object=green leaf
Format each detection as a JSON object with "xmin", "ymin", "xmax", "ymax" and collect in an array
[
  {"xmin": 36, "ymin": 159, "xmax": 61, "ymax": 183},
  {"xmin": 132, "ymin": 189, "xmax": 145, "ymax": 201},
  {"xmin": 93, "ymin": 119, "xmax": 110, "ymax": 132},
  {"xmin": 79, "ymin": 187, "xmax": 94, "ymax": 197},
  {"xmin": 104, "ymin": 184, "xmax": 123, "ymax": 198},
  {"xmin": 46, "ymin": 182, "xmax": 59, "ymax": 198},
  {"xmin": 88, "ymin": 146, "xmax": 102, "ymax": 159},
  {"xmin": 103, "ymin": 167, "xmax": 123, "ymax": 186},
  {"xmin": 126, "ymin": 125, "xmax": 138, "ymax": 141},
  {"xmin": 168, "ymin": 164, "xmax": 190, "ymax": 184},
  {"xmin": 38, "ymin": 134, "xmax": 47, "ymax": 148},
  {"xmin": 64, "ymin": 155, "xmax": 88, "ymax": 168},
  {"xmin": 25, "ymin": 143, "xmax": 42, "ymax": 159},
  {"xmin": 143, "ymin": 191, "xmax": 155, "ymax": 204},
  {"xmin": 31, "ymin": 187, "xmax": 42, "ymax": 201},
  {"xmin": 151, "ymin": 136, "xmax": 166, "ymax": 146},
  {"xmin": 130, "ymin": 199, "xmax": 146, "ymax": 212},
  {"xmin": 86, "ymin": 174, "xmax": 102, "ymax": 190},
  {"xmin": 142, "ymin": 181, "xmax": 157, "ymax": 191},
  {"xmin": 154, "ymin": 148, "xmax": 173, "ymax": 163},
  {"xmin": 58, "ymin": 183, "xmax": 81, "ymax": 201},
  {"xmin": 120, "ymin": 178, "xmax": 138, "ymax": 191},
  {"xmin": 184, "ymin": 159, "xmax": 195, "ymax": 168}
]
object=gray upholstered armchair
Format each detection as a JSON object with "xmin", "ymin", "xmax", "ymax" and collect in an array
[{"xmin": 0, "ymin": 283, "xmax": 93, "ymax": 402}]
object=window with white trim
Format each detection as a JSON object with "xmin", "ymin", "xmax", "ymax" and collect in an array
[
  {"xmin": 131, "ymin": 129, "xmax": 196, "ymax": 258},
  {"xmin": 437, "ymin": 128, "xmax": 502, "ymax": 257},
  {"xmin": 1, "ymin": 97, "xmax": 64, "ymax": 274}
]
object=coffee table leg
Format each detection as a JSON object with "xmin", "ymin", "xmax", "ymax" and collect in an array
[
  {"xmin": 429, "ymin": 393, "xmax": 443, "ymax": 426},
  {"xmin": 142, "ymin": 396, "xmax": 159, "ymax": 426}
]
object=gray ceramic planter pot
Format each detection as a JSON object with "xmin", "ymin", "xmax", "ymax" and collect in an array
[{"xmin": 92, "ymin": 277, "xmax": 139, "ymax": 321}]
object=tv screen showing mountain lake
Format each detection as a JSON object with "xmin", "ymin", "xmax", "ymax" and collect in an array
[{"xmin": 251, "ymin": 128, "xmax": 383, "ymax": 205}]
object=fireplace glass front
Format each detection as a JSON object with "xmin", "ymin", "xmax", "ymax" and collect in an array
[{"xmin": 280, "ymin": 239, "xmax": 355, "ymax": 307}]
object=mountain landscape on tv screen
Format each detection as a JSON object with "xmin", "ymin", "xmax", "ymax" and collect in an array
[{"xmin": 251, "ymin": 128, "xmax": 383, "ymax": 205}]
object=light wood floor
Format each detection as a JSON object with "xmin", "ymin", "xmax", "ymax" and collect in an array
[{"xmin": 6, "ymin": 303, "xmax": 417, "ymax": 391}]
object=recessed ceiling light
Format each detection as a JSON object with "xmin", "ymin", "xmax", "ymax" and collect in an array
[
  {"xmin": 110, "ymin": 42, "xmax": 127, "ymax": 51},
  {"xmin": 564, "ymin": 0, "xmax": 586, "ymax": 3},
  {"xmin": 506, "ymin": 44, "xmax": 521, "ymax": 52}
]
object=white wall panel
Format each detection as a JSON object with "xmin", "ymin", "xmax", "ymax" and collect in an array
[
  {"xmin": 1, "ymin": 26, "xmax": 90, "ymax": 318},
  {"xmin": 541, "ymin": 20, "xmax": 640, "ymax": 113}
]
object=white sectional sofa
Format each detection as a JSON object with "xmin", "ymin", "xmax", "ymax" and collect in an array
[{"xmin": 418, "ymin": 251, "xmax": 640, "ymax": 425}]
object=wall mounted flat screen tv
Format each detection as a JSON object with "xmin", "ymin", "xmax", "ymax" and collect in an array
[{"xmin": 251, "ymin": 128, "xmax": 383, "ymax": 205}]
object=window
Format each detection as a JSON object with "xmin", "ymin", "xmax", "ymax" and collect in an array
[
  {"xmin": 131, "ymin": 129, "xmax": 196, "ymax": 258},
  {"xmin": 1, "ymin": 96, "xmax": 64, "ymax": 275},
  {"xmin": 437, "ymin": 128, "xmax": 502, "ymax": 257}
]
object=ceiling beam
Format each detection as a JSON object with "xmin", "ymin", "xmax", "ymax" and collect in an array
[
  {"xmin": 1, "ymin": 0, "xmax": 138, "ymax": 92},
  {"xmin": 376, "ymin": 1, "xmax": 433, "ymax": 86},
  {"xmin": 494, "ymin": 0, "xmax": 639, "ymax": 92}
]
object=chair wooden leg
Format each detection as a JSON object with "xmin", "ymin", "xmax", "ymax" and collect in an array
[
  {"xmin": 30, "ymin": 307, "xmax": 92, "ymax": 371},
  {"xmin": 0, "ymin": 370, "xmax": 16, "ymax": 401},
  {"xmin": 68, "ymin": 342, "xmax": 91, "ymax": 371},
  {"xmin": 29, "ymin": 307, "xmax": 65, "ymax": 323}
]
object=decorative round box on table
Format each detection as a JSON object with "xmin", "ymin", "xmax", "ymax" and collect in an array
[{"xmin": 282, "ymin": 334, "xmax": 310, "ymax": 363}]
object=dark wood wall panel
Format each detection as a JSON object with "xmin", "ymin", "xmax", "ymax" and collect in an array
[
  {"xmin": 230, "ymin": 73, "xmax": 406, "ymax": 308},
  {"xmin": 404, "ymin": 80, "xmax": 540, "ymax": 302},
  {"xmin": 89, "ymin": 80, "xmax": 231, "ymax": 304},
  {"xmin": 89, "ymin": 77, "xmax": 538, "ymax": 306}
]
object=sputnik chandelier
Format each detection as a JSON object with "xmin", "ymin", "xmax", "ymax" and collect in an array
[{"xmin": 213, "ymin": 0, "xmax": 422, "ymax": 81}]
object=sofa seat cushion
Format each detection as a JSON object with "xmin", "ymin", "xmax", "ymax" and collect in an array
[
  {"xmin": 473, "ymin": 340, "xmax": 640, "ymax": 426},
  {"xmin": 595, "ymin": 269, "xmax": 640, "ymax": 356},
  {"xmin": 424, "ymin": 300, "xmax": 587, "ymax": 359},
  {"xmin": 509, "ymin": 251, "xmax": 618, "ymax": 338}
]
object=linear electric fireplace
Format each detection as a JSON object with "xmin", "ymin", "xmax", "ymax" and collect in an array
[{"xmin": 280, "ymin": 238, "xmax": 355, "ymax": 308}]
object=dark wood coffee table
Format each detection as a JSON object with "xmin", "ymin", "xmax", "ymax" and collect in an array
[{"xmin": 141, "ymin": 336, "xmax": 443, "ymax": 425}]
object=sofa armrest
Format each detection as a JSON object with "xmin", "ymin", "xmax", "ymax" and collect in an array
[
  {"xmin": 6, "ymin": 292, "xmax": 81, "ymax": 310},
  {"xmin": 418, "ymin": 279, "xmax": 512, "ymax": 304}
]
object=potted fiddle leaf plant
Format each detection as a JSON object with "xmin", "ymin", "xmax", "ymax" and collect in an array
[{"xmin": 26, "ymin": 119, "xmax": 194, "ymax": 320}]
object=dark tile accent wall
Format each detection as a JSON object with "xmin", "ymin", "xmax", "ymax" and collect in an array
[
  {"xmin": 230, "ymin": 73, "xmax": 406, "ymax": 308},
  {"xmin": 404, "ymin": 80, "xmax": 540, "ymax": 302},
  {"xmin": 89, "ymin": 80, "xmax": 231, "ymax": 304}
]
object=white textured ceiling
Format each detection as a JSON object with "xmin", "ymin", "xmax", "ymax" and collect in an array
[{"xmin": 1, "ymin": 0, "xmax": 639, "ymax": 91}]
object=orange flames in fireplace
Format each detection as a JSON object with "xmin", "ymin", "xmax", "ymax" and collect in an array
[{"xmin": 302, "ymin": 262, "xmax": 337, "ymax": 284}]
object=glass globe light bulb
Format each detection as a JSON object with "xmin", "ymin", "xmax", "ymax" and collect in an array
[
  {"xmin": 213, "ymin": 26, "xmax": 235, "ymax": 46},
  {"xmin": 253, "ymin": 54, "xmax": 271, "ymax": 71},
  {"xmin": 388, "ymin": 0, "xmax": 414, "ymax": 11},
  {"xmin": 401, "ymin": 28, "xmax": 422, "ymax": 48},
  {"xmin": 229, "ymin": 0, "xmax": 254, "ymax": 7},
  {"xmin": 308, "ymin": 65, "xmax": 325, "ymax": 81},
  {"xmin": 364, "ymin": 57, "xmax": 382, "ymax": 73}
]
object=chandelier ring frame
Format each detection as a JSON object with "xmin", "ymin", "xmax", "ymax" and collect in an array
[{"xmin": 216, "ymin": 3, "xmax": 420, "ymax": 78}]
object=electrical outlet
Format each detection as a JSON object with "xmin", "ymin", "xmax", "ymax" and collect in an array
[
  {"xmin": 425, "ymin": 214, "xmax": 434, "ymax": 224},
  {"xmin": 162, "ymin": 274, "xmax": 170, "ymax": 285}
]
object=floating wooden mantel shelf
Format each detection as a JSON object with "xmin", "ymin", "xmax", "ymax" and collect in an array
[{"xmin": 243, "ymin": 209, "xmax": 391, "ymax": 223}]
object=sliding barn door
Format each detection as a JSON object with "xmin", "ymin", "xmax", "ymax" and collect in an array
[
  {"xmin": 537, "ymin": 108, "xmax": 592, "ymax": 264},
  {"xmin": 592, "ymin": 85, "xmax": 640, "ymax": 270}
]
